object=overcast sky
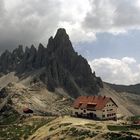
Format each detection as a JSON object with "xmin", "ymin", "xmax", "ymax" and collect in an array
[{"xmin": 1, "ymin": 0, "xmax": 140, "ymax": 85}]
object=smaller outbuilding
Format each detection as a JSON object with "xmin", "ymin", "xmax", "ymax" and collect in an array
[
  {"xmin": 23, "ymin": 108, "xmax": 33, "ymax": 114},
  {"xmin": 133, "ymin": 120, "xmax": 140, "ymax": 125}
]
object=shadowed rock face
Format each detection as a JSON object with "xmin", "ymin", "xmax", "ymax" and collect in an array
[{"xmin": 0, "ymin": 28, "xmax": 103, "ymax": 97}]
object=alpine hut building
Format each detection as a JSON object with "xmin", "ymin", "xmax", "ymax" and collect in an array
[{"xmin": 72, "ymin": 96, "xmax": 118, "ymax": 120}]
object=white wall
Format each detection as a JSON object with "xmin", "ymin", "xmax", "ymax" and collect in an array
[
  {"xmin": 72, "ymin": 108, "xmax": 102, "ymax": 119},
  {"xmin": 102, "ymin": 100, "xmax": 117, "ymax": 119}
]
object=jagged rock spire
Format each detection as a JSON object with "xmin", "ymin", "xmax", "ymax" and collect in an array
[{"xmin": 0, "ymin": 28, "xmax": 103, "ymax": 97}]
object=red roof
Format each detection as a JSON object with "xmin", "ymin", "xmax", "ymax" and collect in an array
[
  {"xmin": 73, "ymin": 96, "xmax": 118, "ymax": 110},
  {"xmin": 23, "ymin": 108, "xmax": 33, "ymax": 113},
  {"xmin": 134, "ymin": 121, "xmax": 140, "ymax": 125},
  {"xmin": 23, "ymin": 108, "xmax": 30, "ymax": 112}
]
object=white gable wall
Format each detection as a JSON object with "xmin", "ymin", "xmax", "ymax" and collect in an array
[{"xmin": 102, "ymin": 100, "xmax": 117, "ymax": 119}]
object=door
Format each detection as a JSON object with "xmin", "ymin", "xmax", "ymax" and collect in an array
[{"xmin": 89, "ymin": 113, "xmax": 96, "ymax": 119}]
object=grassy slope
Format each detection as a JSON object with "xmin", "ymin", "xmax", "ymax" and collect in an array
[
  {"xmin": 0, "ymin": 116, "xmax": 55, "ymax": 140},
  {"xmin": 29, "ymin": 116, "xmax": 140, "ymax": 140}
]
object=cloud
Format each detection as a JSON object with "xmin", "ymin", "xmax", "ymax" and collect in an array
[
  {"xmin": 0, "ymin": 0, "xmax": 92, "ymax": 52},
  {"xmin": 0, "ymin": 0, "xmax": 5, "ymax": 23},
  {"xmin": 122, "ymin": 57, "xmax": 136, "ymax": 64},
  {"xmin": 0, "ymin": 0, "xmax": 61, "ymax": 52},
  {"xmin": 89, "ymin": 57, "xmax": 140, "ymax": 85},
  {"xmin": 57, "ymin": 0, "xmax": 96, "ymax": 43},
  {"xmin": 58, "ymin": 21, "xmax": 96, "ymax": 43},
  {"xmin": 1, "ymin": 0, "xmax": 140, "ymax": 52},
  {"xmin": 82, "ymin": 0, "xmax": 140, "ymax": 34}
]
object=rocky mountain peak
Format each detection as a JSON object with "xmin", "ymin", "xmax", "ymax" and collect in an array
[
  {"xmin": 0, "ymin": 28, "xmax": 103, "ymax": 97},
  {"xmin": 53, "ymin": 28, "xmax": 74, "ymax": 52},
  {"xmin": 54, "ymin": 28, "xmax": 69, "ymax": 40},
  {"xmin": 38, "ymin": 43, "xmax": 45, "ymax": 50}
]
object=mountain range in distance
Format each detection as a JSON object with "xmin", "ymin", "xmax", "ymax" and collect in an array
[{"xmin": 106, "ymin": 82, "xmax": 140, "ymax": 95}]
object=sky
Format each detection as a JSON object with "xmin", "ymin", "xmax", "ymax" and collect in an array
[{"xmin": 0, "ymin": 0, "xmax": 140, "ymax": 85}]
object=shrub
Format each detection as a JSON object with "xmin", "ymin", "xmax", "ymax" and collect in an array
[{"xmin": 107, "ymin": 125, "xmax": 129, "ymax": 131}]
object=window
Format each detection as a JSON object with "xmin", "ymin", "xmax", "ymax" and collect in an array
[
  {"xmin": 75, "ymin": 112, "xmax": 78, "ymax": 116},
  {"xmin": 107, "ymin": 114, "xmax": 112, "ymax": 117},
  {"xmin": 102, "ymin": 115, "xmax": 105, "ymax": 118},
  {"xmin": 107, "ymin": 109, "xmax": 113, "ymax": 111},
  {"xmin": 84, "ymin": 110, "xmax": 86, "ymax": 113}
]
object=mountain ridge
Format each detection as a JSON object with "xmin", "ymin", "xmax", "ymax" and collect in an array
[
  {"xmin": 0, "ymin": 28, "xmax": 103, "ymax": 98},
  {"xmin": 106, "ymin": 82, "xmax": 140, "ymax": 95}
]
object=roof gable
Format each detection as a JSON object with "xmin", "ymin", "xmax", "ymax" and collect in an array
[
  {"xmin": 73, "ymin": 96, "xmax": 118, "ymax": 110},
  {"xmin": 109, "ymin": 98, "xmax": 118, "ymax": 107}
]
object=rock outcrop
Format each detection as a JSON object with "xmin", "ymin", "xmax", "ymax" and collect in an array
[{"xmin": 0, "ymin": 28, "xmax": 103, "ymax": 97}]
